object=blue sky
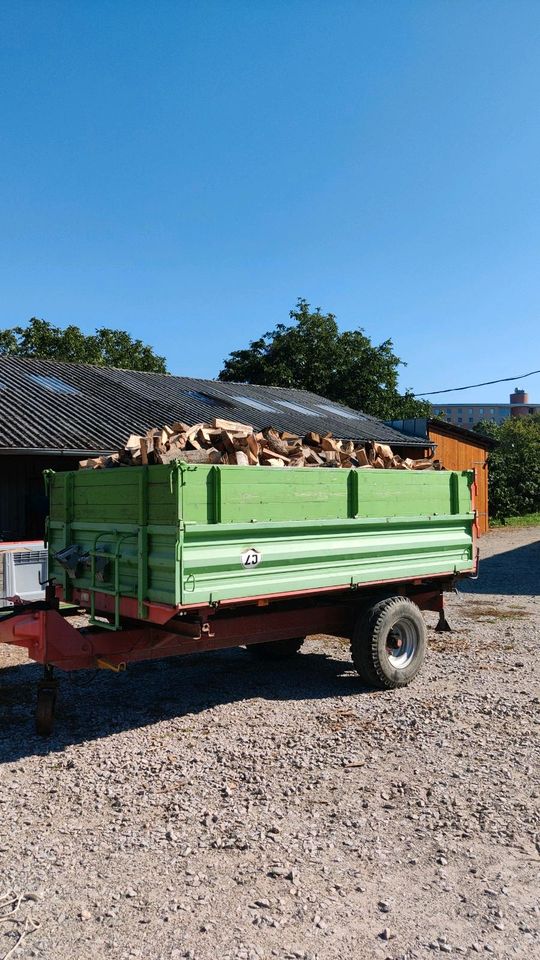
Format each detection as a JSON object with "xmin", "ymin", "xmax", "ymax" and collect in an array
[{"xmin": 1, "ymin": 0, "xmax": 539, "ymax": 403}]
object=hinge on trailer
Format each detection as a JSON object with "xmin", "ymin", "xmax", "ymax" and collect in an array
[{"xmin": 468, "ymin": 546, "xmax": 480, "ymax": 580}]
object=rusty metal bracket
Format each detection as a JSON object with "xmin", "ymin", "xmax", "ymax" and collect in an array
[{"xmin": 96, "ymin": 658, "xmax": 127, "ymax": 672}]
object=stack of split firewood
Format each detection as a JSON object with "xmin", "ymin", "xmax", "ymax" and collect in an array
[{"xmin": 79, "ymin": 418, "xmax": 443, "ymax": 471}]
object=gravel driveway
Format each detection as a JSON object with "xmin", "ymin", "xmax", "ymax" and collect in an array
[{"xmin": 0, "ymin": 526, "xmax": 538, "ymax": 960}]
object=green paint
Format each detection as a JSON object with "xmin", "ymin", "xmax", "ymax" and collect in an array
[{"xmin": 47, "ymin": 464, "xmax": 475, "ymax": 610}]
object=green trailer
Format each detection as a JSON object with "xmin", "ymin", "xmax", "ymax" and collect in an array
[{"xmin": 0, "ymin": 462, "xmax": 478, "ymax": 734}]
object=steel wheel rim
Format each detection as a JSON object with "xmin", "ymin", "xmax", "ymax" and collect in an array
[{"xmin": 386, "ymin": 617, "xmax": 418, "ymax": 669}]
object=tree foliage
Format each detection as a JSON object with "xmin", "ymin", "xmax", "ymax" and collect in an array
[
  {"xmin": 475, "ymin": 415, "xmax": 540, "ymax": 520},
  {"xmin": 219, "ymin": 299, "xmax": 429, "ymax": 420},
  {"xmin": 0, "ymin": 317, "xmax": 167, "ymax": 372}
]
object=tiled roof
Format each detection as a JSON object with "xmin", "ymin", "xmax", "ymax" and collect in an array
[{"xmin": 0, "ymin": 357, "xmax": 427, "ymax": 453}]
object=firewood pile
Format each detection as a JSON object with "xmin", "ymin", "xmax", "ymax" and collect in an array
[{"xmin": 79, "ymin": 418, "xmax": 442, "ymax": 471}]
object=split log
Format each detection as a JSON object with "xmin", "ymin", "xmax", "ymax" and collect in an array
[
  {"xmin": 125, "ymin": 434, "xmax": 143, "ymax": 452},
  {"xmin": 140, "ymin": 438, "xmax": 149, "ymax": 465},
  {"xmin": 354, "ymin": 448, "xmax": 370, "ymax": 467},
  {"xmin": 303, "ymin": 446, "xmax": 324, "ymax": 465},
  {"xmin": 321, "ymin": 437, "xmax": 343, "ymax": 454},
  {"xmin": 220, "ymin": 430, "xmax": 237, "ymax": 456},
  {"xmin": 373, "ymin": 442, "xmax": 394, "ymax": 465},
  {"xmin": 260, "ymin": 447, "xmax": 290, "ymax": 464},
  {"xmin": 79, "ymin": 457, "xmax": 105, "ymax": 470},
  {"xmin": 177, "ymin": 448, "xmax": 221, "ymax": 464},
  {"xmin": 246, "ymin": 434, "xmax": 260, "ymax": 458},
  {"xmin": 263, "ymin": 428, "xmax": 291, "ymax": 458},
  {"xmin": 212, "ymin": 417, "xmax": 255, "ymax": 432}
]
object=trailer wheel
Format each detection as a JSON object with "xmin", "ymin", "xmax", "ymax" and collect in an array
[
  {"xmin": 351, "ymin": 597, "xmax": 426, "ymax": 689},
  {"xmin": 248, "ymin": 637, "xmax": 305, "ymax": 660},
  {"xmin": 35, "ymin": 686, "xmax": 57, "ymax": 737}
]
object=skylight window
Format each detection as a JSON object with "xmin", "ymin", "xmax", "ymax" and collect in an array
[
  {"xmin": 317, "ymin": 403, "xmax": 357, "ymax": 420},
  {"xmin": 181, "ymin": 389, "xmax": 221, "ymax": 407},
  {"xmin": 30, "ymin": 374, "xmax": 80, "ymax": 395},
  {"xmin": 232, "ymin": 395, "xmax": 276, "ymax": 413},
  {"xmin": 275, "ymin": 400, "xmax": 314, "ymax": 415}
]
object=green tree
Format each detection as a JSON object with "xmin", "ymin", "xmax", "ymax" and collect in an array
[
  {"xmin": 475, "ymin": 415, "xmax": 540, "ymax": 519},
  {"xmin": 0, "ymin": 317, "xmax": 167, "ymax": 372},
  {"xmin": 219, "ymin": 299, "xmax": 429, "ymax": 420}
]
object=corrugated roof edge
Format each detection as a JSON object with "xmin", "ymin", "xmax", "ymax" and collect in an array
[
  {"xmin": 387, "ymin": 418, "xmax": 498, "ymax": 449},
  {"xmin": 427, "ymin": 418, "xmax": 498, "ymax": 449},
  {"xmin": 0, "ymin": 447, "xmax": 115, "ymax": 457}
]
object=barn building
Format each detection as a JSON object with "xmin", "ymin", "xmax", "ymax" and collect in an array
[{"xmin": 0, "ymin": 357, "xmax": 430, "ymax": 541}]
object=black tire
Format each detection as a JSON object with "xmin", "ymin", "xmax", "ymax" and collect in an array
[
  {"xmin": 248, "ymin": 637, "xmax": 305, "ymax": 660},
  {"xmin": 351, "ymin": 597, "xmax": 426, "ymax": 689},
  {"xmin": 35, "ymin": 686, "xmax": 57, "ymax": 737}
]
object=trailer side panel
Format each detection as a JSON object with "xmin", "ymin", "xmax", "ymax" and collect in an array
[{"xmin": 47, "ymin": 464, "xmax": 475, "ymax": 611}]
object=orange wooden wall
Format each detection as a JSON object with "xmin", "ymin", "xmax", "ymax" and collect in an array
[{"xmin": 427, "ymin": 425, "xmax": 490, "ymax": 534}]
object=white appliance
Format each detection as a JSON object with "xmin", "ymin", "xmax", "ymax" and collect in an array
[{"xmin": 0, "ymin": 541, "xmax": 48, "ymax": 603}]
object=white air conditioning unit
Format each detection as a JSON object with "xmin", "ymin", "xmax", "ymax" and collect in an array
[{"xmin": 0, "ymin": 541, "xmax": 48, "ymax": 603}]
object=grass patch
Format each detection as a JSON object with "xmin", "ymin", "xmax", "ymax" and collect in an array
[{"xmin": 490, "ymin": 512, "xmax": 540, "ymax": 528}]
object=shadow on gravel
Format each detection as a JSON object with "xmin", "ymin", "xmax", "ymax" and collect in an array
[
  {"xmin": 0, "ymin": 646, "xmax": 369, "ymax": 762},
  {"xmin": 459, "ymin": 536, "xmax": 540, "ymax": 597}
]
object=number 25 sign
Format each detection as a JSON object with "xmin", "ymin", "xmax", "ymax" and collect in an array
[{"xmin": 241, "ymin": 548, "xmax": 261, "ymax": 568}]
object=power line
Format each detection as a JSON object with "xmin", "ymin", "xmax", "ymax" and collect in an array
[{"xmin": 415, "ymin": 367, "xmax": 540, "ymax": 397}]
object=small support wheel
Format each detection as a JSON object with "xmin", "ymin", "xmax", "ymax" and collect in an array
[
  {"xmin": 351, "ymin": 597, "xmax": 426, "ymax": 689},
  {"xmin": 248, "ymin": 637, "xmax": 305, "ymax": 660},
  {"xmin": 36, "ymin": 685, "xmax": 57, "ymax": 737}
]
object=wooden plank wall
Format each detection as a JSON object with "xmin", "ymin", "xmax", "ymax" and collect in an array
[{"xmin": 427, "ymin": 426, "xmax": 490, "ymax": 534}]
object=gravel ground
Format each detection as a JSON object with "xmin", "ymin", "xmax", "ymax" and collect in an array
[{"xmin": 0, "ymin": 526, "xmax": 539, "ymax": 960}]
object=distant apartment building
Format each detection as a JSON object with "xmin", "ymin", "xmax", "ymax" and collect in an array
[{"xmin": 431, "ymin": 388, "xmax": 539, "ymax": 427}]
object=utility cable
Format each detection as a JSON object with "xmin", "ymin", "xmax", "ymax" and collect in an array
[{"xmin": 415, "ymin": 367, "xmax": 540, "ymax": 397}]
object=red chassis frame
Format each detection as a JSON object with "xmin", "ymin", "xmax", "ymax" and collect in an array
[{"xmin": 0, "ymin": 575, "xmax": 459, "ymax": 673}]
